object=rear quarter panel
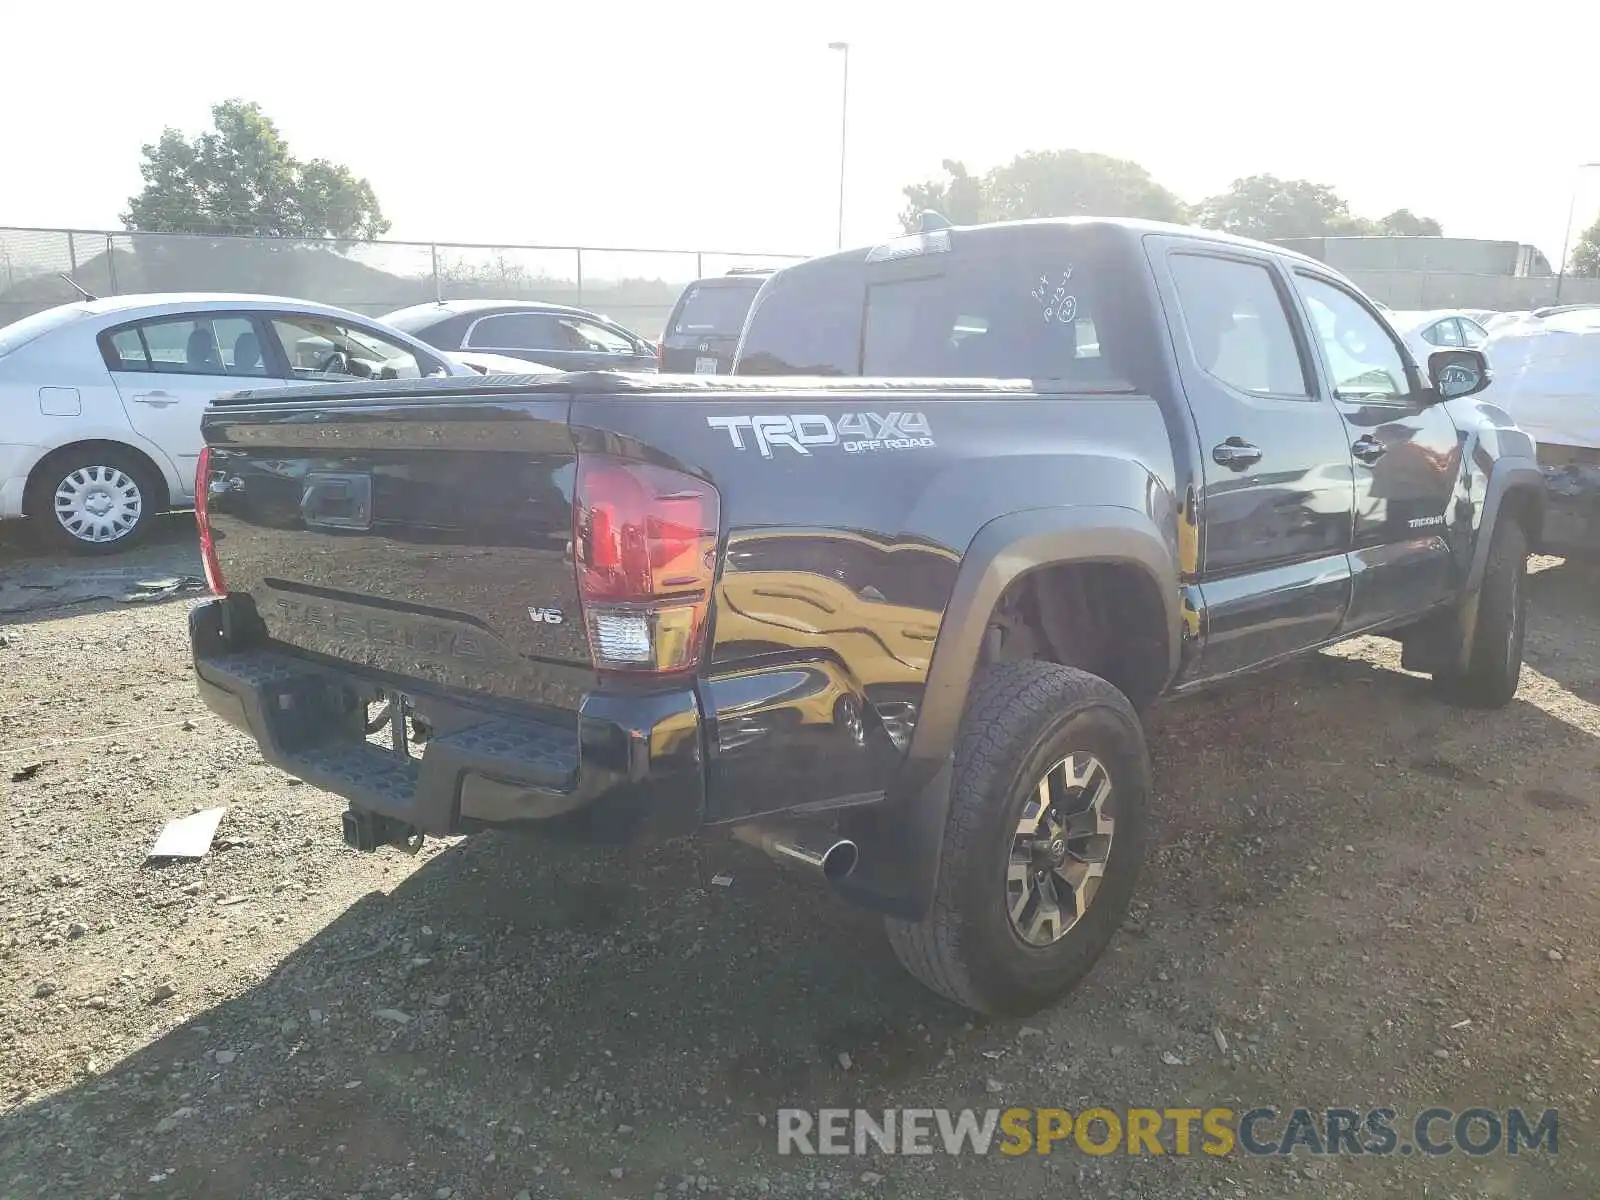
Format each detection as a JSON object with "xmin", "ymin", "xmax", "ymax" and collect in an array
[
  {"xmin": 570, "ymin": 382, "xmax": 1179, "ymax": 823},
  {"xmin": 0, "ymin": 321, "xmax": 185, "ymax": 505}
]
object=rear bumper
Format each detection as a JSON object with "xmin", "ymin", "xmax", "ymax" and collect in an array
[{"xmin": 189, "ymin": 600, "xmax": 704, "ymax": 840}]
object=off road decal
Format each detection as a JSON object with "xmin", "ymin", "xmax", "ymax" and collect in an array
[{"xmin": 706, "ymin": 413, "xmax": 935, "ymax": 458}]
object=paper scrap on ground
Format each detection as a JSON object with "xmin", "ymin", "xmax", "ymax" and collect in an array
[{"xmin": 147, "ymin": 807, "xmax": 228, "ymax": 860}]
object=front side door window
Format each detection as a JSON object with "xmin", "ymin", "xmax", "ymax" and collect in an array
[
  {"xmin": 466, "ymin": 313, "xmax": 564, "ymax": 351},
  {"xmin": 266, "ymin": 316, "xmax": 445, "ymax": 380},
  {"xmin": 559, "ymin": 318, "xmax": 636, "ymax": 355},
  {"xmin": 1294, "ymin": 278, "xmax": 1411, "ymax": 403}
]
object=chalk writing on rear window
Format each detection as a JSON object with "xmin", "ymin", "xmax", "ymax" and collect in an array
[{"xmin": 1031, "ymin": 269, "xmax": 1078, "ymax": 324}]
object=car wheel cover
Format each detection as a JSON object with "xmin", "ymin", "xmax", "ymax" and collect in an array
[
  {"xmin": 53, "ymin": 465, "xmax": 142, "ymax": 543},
  {"xmin": 1005, "ymin": 752, "xmax": 1116, "ymax": 947}
]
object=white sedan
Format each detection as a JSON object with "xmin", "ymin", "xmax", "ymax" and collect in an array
[
  {"xmin": 1383, "ymin": 309, "xmax": 1492, "ymax": 378},
  {"xmin": 0, "ymin": 293, "xmax": 473, "ymax": 553}
]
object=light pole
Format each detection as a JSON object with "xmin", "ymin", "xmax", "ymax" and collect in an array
[
  {"xmin": 1554, "ymin": 161, "xmax": 1600, "ymax": 303},
  {"xmin": 828, "ymin": 41, "xmax": 849, "ymax": 249}
]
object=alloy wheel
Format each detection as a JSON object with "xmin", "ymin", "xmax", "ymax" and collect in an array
[{"xmin": 1005, "ymin": 752, "xmax": 1116, "ymax": 947}]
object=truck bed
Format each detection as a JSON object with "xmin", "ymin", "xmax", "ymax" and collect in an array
[{"xmin": 196, "ymin": 369, "xmax": 1175, "ymax": 851}]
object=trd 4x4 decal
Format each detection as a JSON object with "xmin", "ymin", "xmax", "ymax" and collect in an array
[{"xmin": 706, "ymin": 412, "xmax": 935, "ymax": 458}]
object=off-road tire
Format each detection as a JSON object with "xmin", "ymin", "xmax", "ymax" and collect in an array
[
  {"xmin": 1434, "ymin": 516, "xmax": 1528, "ymax": 709},
  {"xmin": 884, "ymin": 661, "xmax": 1151, "ymax": 1016}
]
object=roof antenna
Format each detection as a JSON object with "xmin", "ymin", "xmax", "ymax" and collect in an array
[
  {"xmin": 918, "ymin": 210, "xmax": 953, "ymax": 233},
  {"xmin": 58, "ymin": 272, "xmax": 97, "ymax": 302}
]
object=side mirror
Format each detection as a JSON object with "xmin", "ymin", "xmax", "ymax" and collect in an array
[{"xmin": 1428, "ymin": 348, "xmax": 1491, "ymax": 400}]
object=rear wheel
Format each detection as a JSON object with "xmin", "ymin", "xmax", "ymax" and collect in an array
[
  {"xmin": 27, "ymin": 448, "xmax": 159, "ymax": 554},
  {"xmin": 885, "ymin": 661, "xmax": 1151, "ymax": 1016},
  {"xmin": 1433, "ymin": 516, "xmax": 1528, "ymax": 709}
]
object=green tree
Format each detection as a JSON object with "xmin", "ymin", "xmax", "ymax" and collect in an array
[
  {"xmin": 983, "ymin": 150, "xmax": 1187, "ymax": 224},
  {"xmin": 898, "ymin": 160, "xmax": 991, "ymax": 231},
  {"xmin": 1572, "ymin": 214, "xmax": 1600, "ymax": 277},
  {"xmin": 898, "ymin": 150, "xmax": 1186, "ymax": 233},
  {"xmin": 122, "ymin": 100, "xmax": 389, "ymax": 240},
  {"xmin": 1376, "ymin": 208, "xmax": 1444, "ymax": 236},
  {"xmin": 1196, "ymin": 174, "xmax": 1373, "ymax": 240}
]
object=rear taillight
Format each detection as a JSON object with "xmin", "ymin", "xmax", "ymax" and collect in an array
[
  {"xmin": 194, "ymin": 446, "xmax": 227, "ymax": 597},
  {"xmin": 573, "ymin": 454, "xmax": 719, "ymax": 674}
]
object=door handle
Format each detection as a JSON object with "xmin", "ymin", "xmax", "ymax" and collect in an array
[
  {"xmin": 1212, "ymin": 437, "xmax": 1262, "ymax": 469},
  {"xmin": 1352, "ymin": 436, "xmax": 1387, "ymax": 465},
  {"xmin": 131, "ymin": 391, "xmax": 179, "ymax": 407}
]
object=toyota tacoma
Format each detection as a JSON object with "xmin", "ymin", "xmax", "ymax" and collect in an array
[{"xmin": 189, "ymin": 217, "xmax": 1543, "ymax": 1015}]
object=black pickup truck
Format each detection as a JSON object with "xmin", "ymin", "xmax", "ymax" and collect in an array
[{"xmin": 190, "ymin": 217, "xmax": 1543, "ymax": 1016}]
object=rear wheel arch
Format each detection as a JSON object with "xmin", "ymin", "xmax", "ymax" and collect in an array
[
  {"xmin": 985, "ymin": 559, "xmax": 1172, "ymax": 708},
  {"xmin": 23, "ymin": 439, "xmax": 173, "ymax": 518},
  {"xmin": 903, "ymin": 507, "xmax": 1179, "ymax": 781},
  {"xmin": 828, "ymin": 508, "xmax": 1179, "ymax": 926},
  {"xmin": 23, "ymin": 440, "xmax": 175, "ymax": 553}
]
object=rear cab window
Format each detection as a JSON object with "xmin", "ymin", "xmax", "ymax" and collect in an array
[
  {"xmin": 863, "ymin": 259, "xmax": 1109, "ymax": 381},
  {"xmin": 736, "ymin": 224, "xmax": 1138, "ymax": 385}
]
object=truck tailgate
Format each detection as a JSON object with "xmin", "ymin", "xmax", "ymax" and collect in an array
[{"xmin": 201, "ymin": 382, "xmax": 590, "ymax": 711}]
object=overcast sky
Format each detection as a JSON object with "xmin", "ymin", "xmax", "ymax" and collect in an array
[{"xmin": 5, "ymin": 0, "xmax": 1596, "ymax": 261}]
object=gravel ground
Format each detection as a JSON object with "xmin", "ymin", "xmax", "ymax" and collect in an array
[{"xmin": 3, "ymin": 518, "xmax": 1599, "ymax": 1199}]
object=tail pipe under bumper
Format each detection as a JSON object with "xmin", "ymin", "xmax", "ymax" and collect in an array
[{"xmin": 731, "ymin": 818, "xmax": 860, "ymax": 883}]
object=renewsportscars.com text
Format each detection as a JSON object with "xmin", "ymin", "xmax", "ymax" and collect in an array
[{"xmin": 776, "ymin": 1106, "xmax": 1558, "ymax": 1158}]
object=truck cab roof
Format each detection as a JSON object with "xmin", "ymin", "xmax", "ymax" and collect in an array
[
  {"xmin": 731, "ymin": 216, "xmax": 1340, "ymax": 381},
  {"xmin": 804, "ymin": 216, "xmax": 1327, "ymax": 274}
]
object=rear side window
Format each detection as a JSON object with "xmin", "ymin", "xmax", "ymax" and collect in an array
[
  {"xmin": 864, "ymin": 262, "xmax": 1109, "ymax": 380},
  {"xmin": 1168, "ymin": 254, "xmax": 1309, "ymax": 397},
  {"xmin": 101, "ymin": 314, "xmax": 270, "ymax": 377},
  {"xmin": 672, "ymin": 283, "xmax": 761, "ymax": 336}
]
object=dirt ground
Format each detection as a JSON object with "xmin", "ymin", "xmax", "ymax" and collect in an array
[{"xmin": 3, "ymin": 515, "xmax": 1600, "ymax": 1200}]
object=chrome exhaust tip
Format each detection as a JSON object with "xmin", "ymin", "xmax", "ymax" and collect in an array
[{"xmin": 731, "ymin": 820, "xmax": 860, "ymax": 882}]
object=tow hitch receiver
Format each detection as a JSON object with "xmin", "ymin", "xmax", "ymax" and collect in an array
[{"xmin": 341, "ymin": 807, "xmax": 425, "ymax": 854}]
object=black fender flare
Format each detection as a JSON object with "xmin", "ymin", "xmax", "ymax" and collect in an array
[
  {"xmin": 834, "ymin": 505, "xmax": 1180, "ymax": 921},
  {"xmin": 1453, "ymin": 456, "xmax": 1544, "ymax": 671}
]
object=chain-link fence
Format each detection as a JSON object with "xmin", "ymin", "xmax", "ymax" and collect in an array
[
  {"xmin": 8, "ymin": 226, "xmax": 1600, "ymax": 336},
  {"xmin": 0, "ymin": 228, "xmax": 809, "ymax": 338}
]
